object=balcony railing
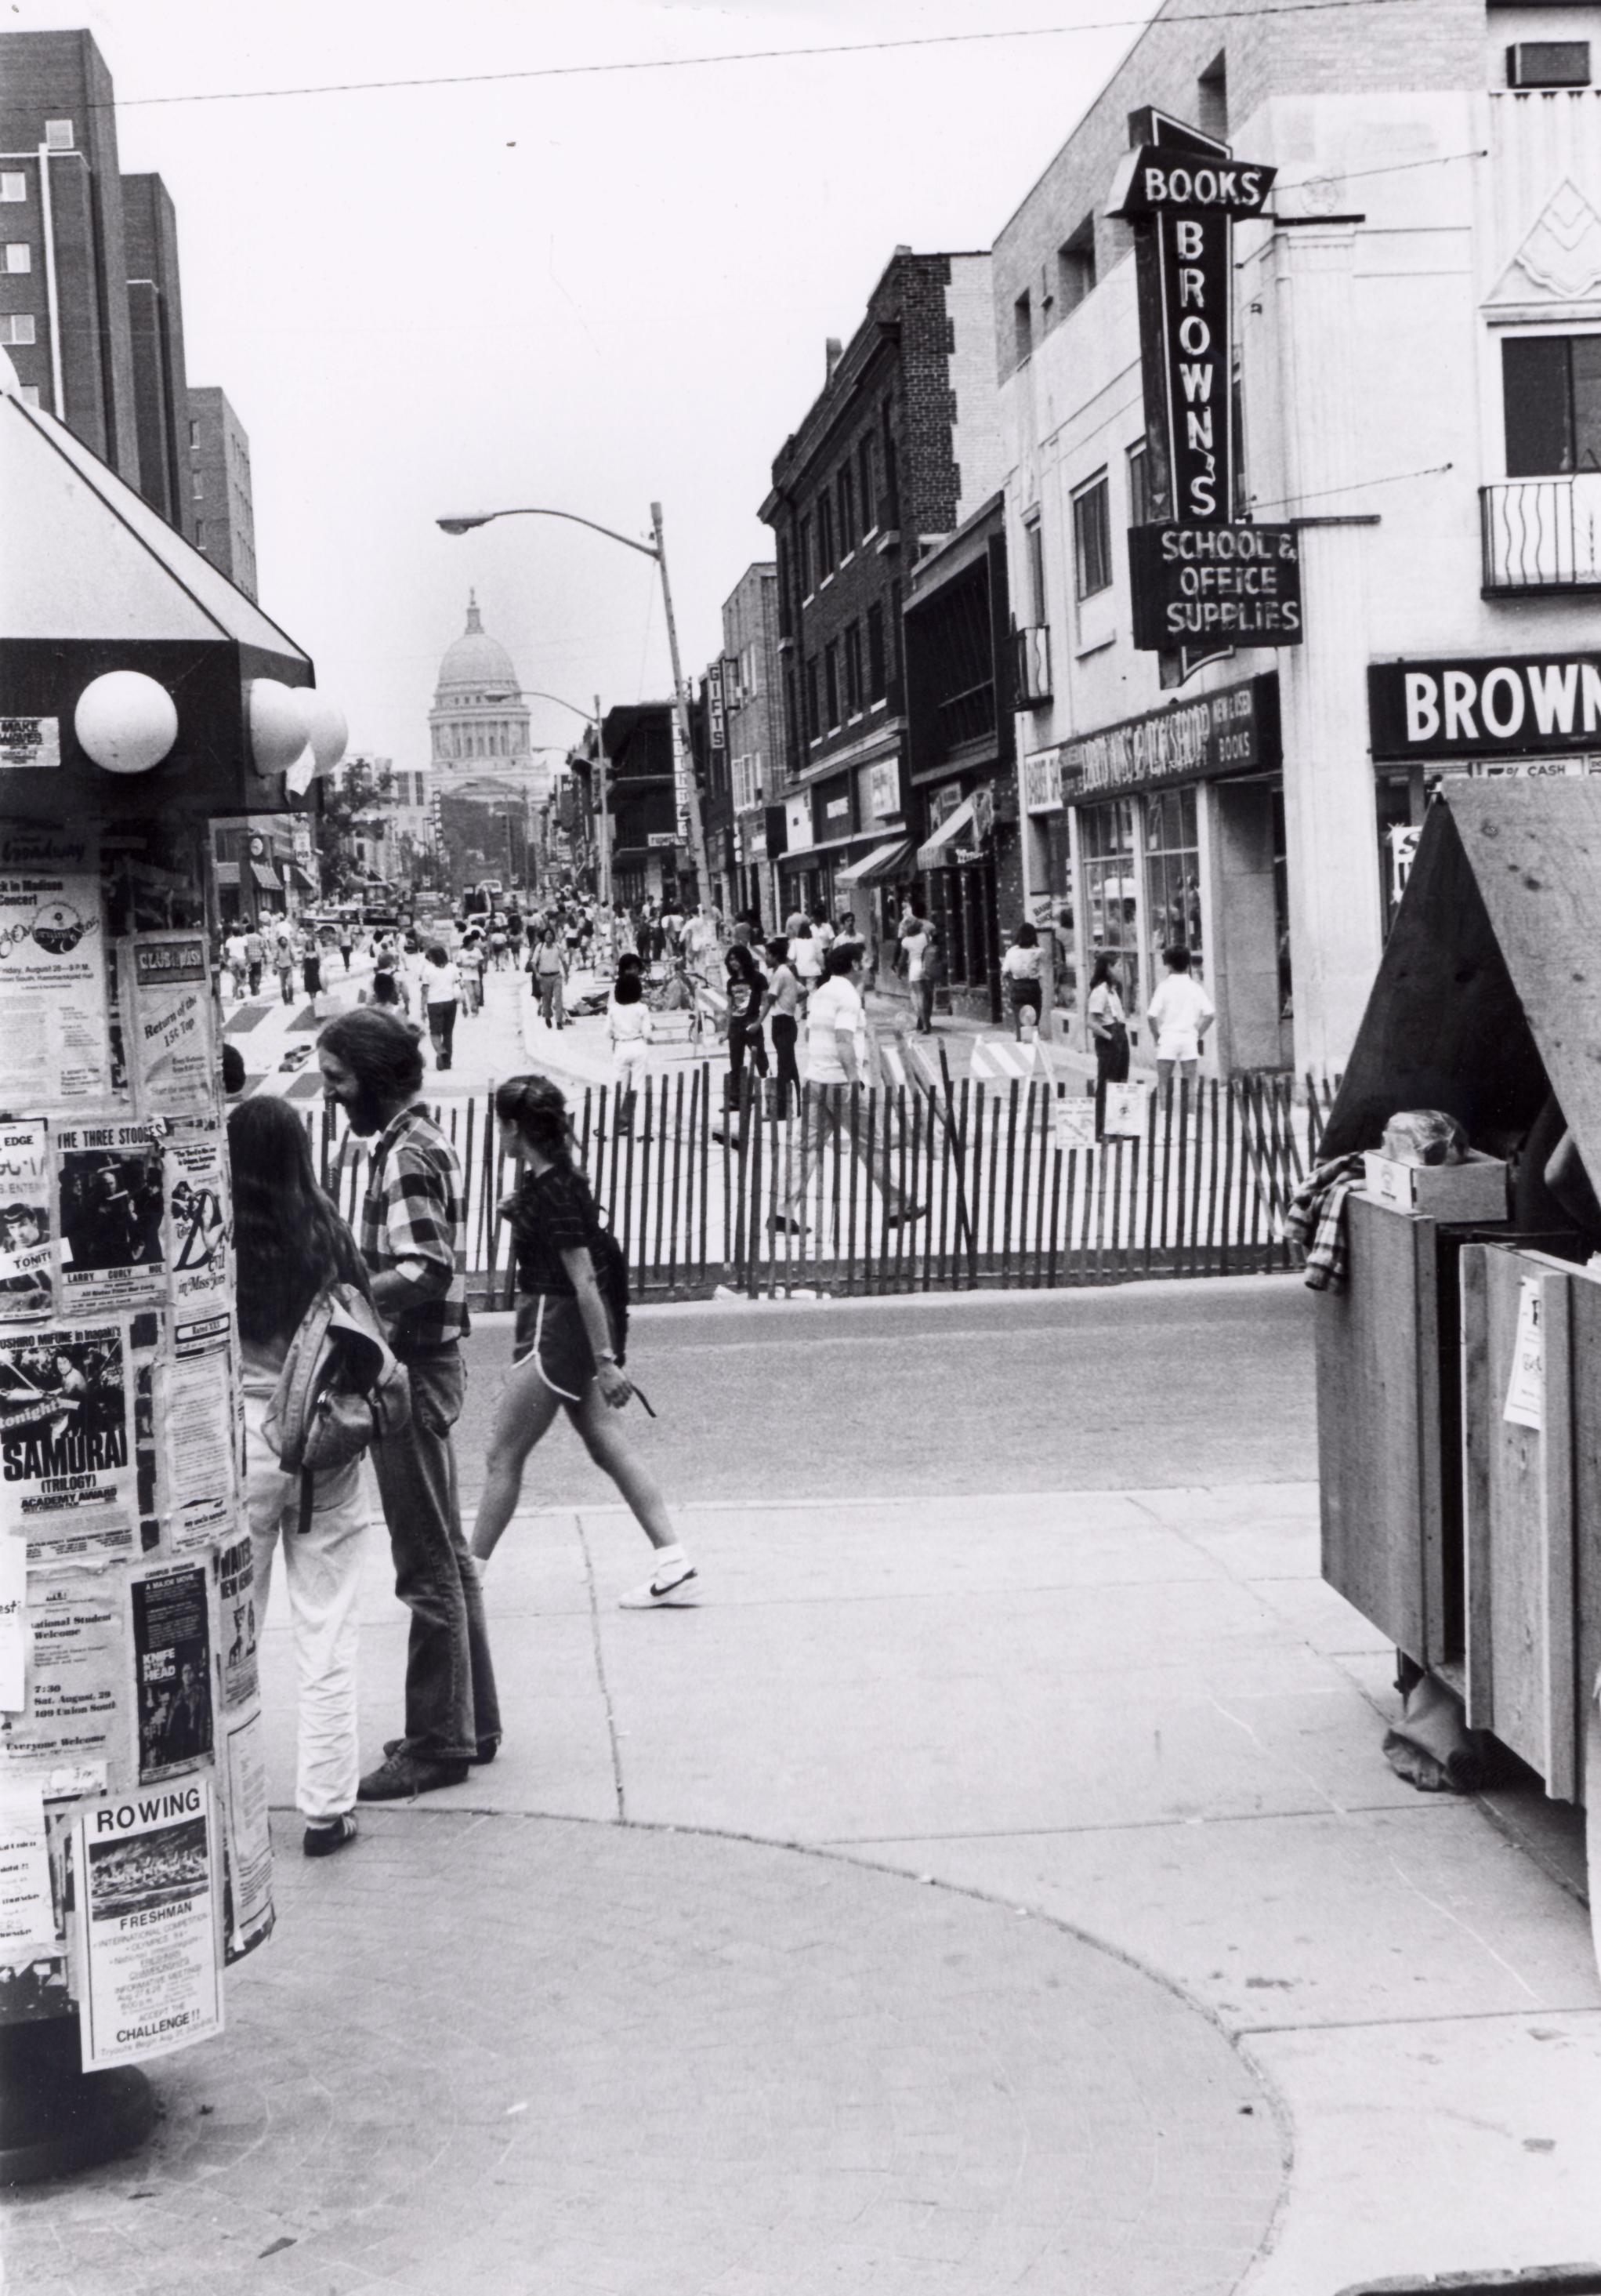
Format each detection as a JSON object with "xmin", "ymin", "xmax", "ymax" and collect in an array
[
  {"xmin": 1481, "ymin": 474, "xmax": 1601, "ymax": 593},
  {"xmin": 936, "ymin": 678, "xmax": 997, "ymax": 753},
  {"xmin": 1012, "ymin": 623, "xmax": 1052, "ymax": 704}
]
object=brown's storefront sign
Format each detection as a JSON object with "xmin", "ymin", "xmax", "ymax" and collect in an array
[{"xmin": 1370, "ymin": 653, "xmax": 1601, "ymax": 760}]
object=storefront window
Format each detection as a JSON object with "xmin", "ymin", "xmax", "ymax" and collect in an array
[
  {"xmin": 1143, "ymin": 788, "xmax": 1203, "ymax": 992},
  {"xmin": 1079, "ymin": 800, "xmax": 1138, "ymax": 985}
]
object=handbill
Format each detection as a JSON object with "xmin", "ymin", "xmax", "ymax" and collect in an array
[
  {"xmin": 0, "ymin": 1535, "xmax": 24, "ymax": 1711},
  {"xmin": 55, "ymin": 1122, "xmax": 165, "ymax": 1315},
  {"xmin": 1053, "ymin": 1097, "xmax": 1099, "ymax": 1153},
  {"xmin": 161, "ymin": 1348, "xmax": 237, "ymax": 1554},
  {"xmin": 130, "ymin": 1559, "xmax": 213, "ymax": 1783},
  {"xmin": 0, "ymin": 1572, "xmax": 130, "ymax": 1792},
  {"xmin": 0, "ymin": 1779, "xmax": 55, "ymax": 1953},
  {"xmin": 124, "ymin": 935, "xmax": 216, "ymax": 1119},
  {"xmin": 216, "ymin": 1532, "xmax": 258, "ymax": 1712},
  {"xmin": 0, "ymin": 1322, "xmax": 136, "ymax": 1563},
  {"xmin": 73, "ymin": 1776, "xmax": 223, "ymax": 2069},
  {"xmin": 162, "ymin": 1116, "xmax": 230, "ymax": 1318},
  {"xmin": 0, "ymin": 825, "xmax": 110, "ymax": 1107},
  {"xmin": 222, "ymin": 1707, "xmax": 273, "ymax": 1963},
  {"xmin": 0, "ymin": 1122, "xmax": 55, "ymax": 1322}
]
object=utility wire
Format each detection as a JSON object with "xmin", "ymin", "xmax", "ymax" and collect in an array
[
  {"xmin": 1249, "ymin": 459, "xmax": 1452, "ymax": 511},
  {"xmin": 111, "ymin": 0, "xmax": 1428, "ymax": 110}
]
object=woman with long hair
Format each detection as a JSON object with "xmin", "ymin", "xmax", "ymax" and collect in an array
[
  {"xmin": 471, "ymin": 1075, "xmax": 697, "ymax": 1608},
  {"xmin": 229, "ymin": 1095, "xmax": 373, "ymax": 1856},
  {"xmin": 1086, "ymin": 951, "xmax": 1130, "ymax": 1138}
]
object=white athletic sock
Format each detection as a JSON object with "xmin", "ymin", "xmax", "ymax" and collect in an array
[{"xmin": 653, "ymin": 1543, "xmax": 685, "ymax": 1569}]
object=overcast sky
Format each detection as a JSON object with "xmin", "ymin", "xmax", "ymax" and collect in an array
[{"xmin": 21, "ymin": 0, "xmax": 1157, "ymax": 768}]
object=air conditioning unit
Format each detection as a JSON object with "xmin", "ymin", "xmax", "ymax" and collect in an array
[{"xmin": 1507, "ymin": 41, "xmax": 1590, "ymax": 87}]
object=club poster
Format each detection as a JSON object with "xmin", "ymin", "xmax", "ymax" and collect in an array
[
  {"xmin": 124, "ymin": 935, "xmax": 216, "ymax": 1119},
  {"xmin": 0, "ymin": 1572, "xmax": 130, "ymax": 1794},
  {"xmin": 0, "ymin": 1322, "xmax": 136, "ymax": 1564},
  {"xmin": 0, "ymin": 1123, "xmax": 54, "ymax": 1321},
  {"xmin": 73, "ymin": 1776, "xmax": 223, "ymax": 2070},
  {"xmin": 0, "ymin": 825, "xmax": 110, "ymax": 1108},
  {"xmin": 55, "ymin": 1123, "xmax": 165, "ymax": 1315},
  {"xmin": 131, "ymin": 1560, "xmax": 213, "ymax": 1784}
]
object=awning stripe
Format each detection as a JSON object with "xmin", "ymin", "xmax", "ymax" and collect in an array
[{"xmin": 915, "ymin": 795, "xmax": 978, "ymax": 872}]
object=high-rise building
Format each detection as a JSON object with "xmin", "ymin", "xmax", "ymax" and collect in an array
[
  {"xmin": 188, "ymin": 386, "xmax": 257, "ymax": 598},
  {"xmin": 123, "ymin": 171, "xmax": 192, "ymax": 538}
]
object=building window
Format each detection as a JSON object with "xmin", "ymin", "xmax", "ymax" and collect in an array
[
  {"xmin": 1024, "ymin": 516, "xmax": 1046, "ymax": 624},
  {"xmin": 1503, "ymin": 334, "xmax": 1601, "ymax": 475},
  {"xmin": 1081, "ymin": 800, "xmax": 1138, "ymax": 971},
  {"xmin": 817, "ymin": 491, "xmax": 835, "ymax": 574},
  {"xmin": 824, "ymin": 640, "xmax": 841, "ymax": 730},
  {"xmin": 1013, "ymin": 289, "xmax": 1033, "ymax": 362},
  {"xmin": 784, "ymin": 665, "xmax": 799, "ymax": 770},
  {"xmin": 804, "ymin": 657, "xmax": 820, "ymax": 742},
  {"xmin": 867, "ymin": 601, "xmax": 886, "ymax": 700},
  {"xmin": 1058, "ymin": 219, "xmax": 1096, "ymax": 312},
  {"xmin": 858, "ymin": 433, "xmax": 877, "ymax": 532},
  {"xmin": 1072, "ymin": 473, "xmax": 1113, "ymax": 599},
  {"xmin": 1144, "ymin": 786, "xmax": 1204, "ymax": 990},
  {"xmin": 837, "ymin": 463, "xmax": 856, "ymax": 552},
  {"xmin": 1508, "ymin": 40, "xmax": 1590, "ymax": 85},
  {"xmin": 0, "ymin": 314, "xmax": 35, "ymax": 345},
  {"xmin": 4, "ymin": 244, "xmax": 31, "ymax": 274},
  {"xmin": 799, "ymin": 514, "xmax": 814, "ymax": 597},
  {"xmin": 44, "ymin": 121, "xmax": 74, "ymax": 152},
  {"xmin": 1127, "ymin": 437, "xmax": 1155, "ymax": 527},
  {"xmin": 195, "ymin": 521, "xmax": 205, "ymax": 548},
  {"xmin": 189, "ymin": 418, "xmax": 200, "ymax": 449},
  {"xmin": 193, "ymin": 473, "xmax": 203, "ymax": 499},
  {"xmin": 1196, "ymin": 50, "xmax": 1228, "ymax": 137},
  {"xmin": 0, "ymin": 176, "xmax": 26, "ymax": 203},
  {"xmin": 843, "ymin": 622, "xmax": 863, "ymax": 715}
]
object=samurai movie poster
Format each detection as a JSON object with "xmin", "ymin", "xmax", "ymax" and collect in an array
[{"xmin": 0, "ymin": 1325, "xmax": 135, "ymax": 1564}]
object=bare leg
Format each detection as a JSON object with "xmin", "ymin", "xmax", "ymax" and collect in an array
[
  {"xmin": 470, "ymin": 1355, "xmax": 564, "ymax": 1562},
  {"xmin": 567, "ymin": 1388, "xmax": 677, "ymax": 1550}
]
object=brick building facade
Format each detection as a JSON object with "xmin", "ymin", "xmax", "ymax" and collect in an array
[
  {"xmin": 759, "ymin": 248, "xmax": 1003, "ymax": 978},
  {"xmin": 187, "ymin": 384, "xmax": 256, "ymax": 597},
  {"xmin": 722, "ymin": 562, "xmax": 782, "ymax": 927}
]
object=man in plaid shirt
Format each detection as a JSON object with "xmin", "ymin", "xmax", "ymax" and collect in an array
[{"xmin": 317, "ymin": 1009, "xmax": 499, "ymax": 1798}]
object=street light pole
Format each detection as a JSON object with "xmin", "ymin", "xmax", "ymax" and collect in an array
[
  {"xmin": 436, "ymin": 502, "xmax": 713, "ymax": 912},
  {"xmin": 522, "ymin": 687, "xmax": 610, "ymax": 911}
]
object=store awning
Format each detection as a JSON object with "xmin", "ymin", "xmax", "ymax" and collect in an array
[
  {"xmin": 291, "ymin": 863, "xmax": 317, "ymax": 894},
  {"xmin": 915, "ymin": 796, "xmax": 977, "ymax": 872},
  {"xmin": 836, "ymin": 838, "xmax": 910, "ymax": 888},
  {"xmin": 250, "ymin": 860, "xmax": 283, "ymax": 891}
]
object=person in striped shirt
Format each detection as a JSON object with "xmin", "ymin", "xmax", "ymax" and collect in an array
[{"xmin": 317, "ymin": 1008, "xmax": 500, "ymax": 1799}]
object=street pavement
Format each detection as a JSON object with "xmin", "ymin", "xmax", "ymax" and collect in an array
[{"xmin": 16, "ymin": 1057, "xmax": 1601, "ymax": 2288}]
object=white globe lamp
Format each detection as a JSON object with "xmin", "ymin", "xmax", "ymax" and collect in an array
[
  {"xmin": 305, "ymin": 694, "xmax": 349, "ymax": 779},
  {"xmin": 248, "ymin": 678, "xmax": 313, "ymax": 775},
  {"xmin": 74, "ymin": 671, "xmax": 179, "ymax": 776}
]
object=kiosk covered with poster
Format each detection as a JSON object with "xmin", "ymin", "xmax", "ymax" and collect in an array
[{"xmin": 0, "ymin": 370, "xmax": 345, "ymax": 2175}]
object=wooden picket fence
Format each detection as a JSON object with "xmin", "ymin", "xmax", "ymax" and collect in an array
[{"xmin": 313, "ymin": 1064, "xmax": 1322, "ymax": 1304}]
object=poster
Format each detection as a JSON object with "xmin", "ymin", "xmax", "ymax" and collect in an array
[
  {"xmin": 0, "ymin": 1779, "xmax": 55, "ymax": 1954},
  {"xmin": 161, "ymin": 1349, "xmax": 237, "ymax": 1553},
  {"xmin": 124, "ymin": 935, "xmax": 216, "ymax": 1119},
  {"xmin": 0, "ymin": 1534, "xmax": 24, "ymax": 1711},
  {"xmin": 73, "ymin": 1776, "xmax": 223, "ymax": 2069},
  {"xmin": 1505, "ymin": 1276, "xmax": 1545, "ymax": 1432},
  {"xmin": 55, "ymin": 1122, "xmax": 165, "ymax": 1314},
  {"xmin": 0, "ymin": 1573, "xmax": 130, "ymax": 1793},
  {"xmin": 0, "ymin": 1122, "xmax": 55, "ymax": 1321},
  {"xmin": 162, "ymin": 1118, "xmax": 230, "ymax": 1317},
  {"xmin": 0, "ymin": 825, "xmax": 110, "ymax": 1107},
  {"xmin": 1053, "ymin": 1097, "xmax": 1099, "ymax": 1153},
  {"xmin": 0, "ymin": 1322, "xmax": 136, "ymax": 1563},
  {"xmin": 1103, "ymin": 1080, "xmax": 1151, "ymax": 1139},
  {"xmin": 222, "ymin": 1707, "xmax": 273, "ymax": 1962},
  {"xmin": 131, "ymin": 1560, "xmax": 213, "ymax": 1784},
  {"xmin": 216, "ymin": 1533, "xmax": 258, "ymax": 1712}
]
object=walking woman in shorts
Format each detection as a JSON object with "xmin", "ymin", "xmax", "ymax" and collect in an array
[{"xmin": 470, "ymin": 1075, "xmax": 697, "ymax": 1608}]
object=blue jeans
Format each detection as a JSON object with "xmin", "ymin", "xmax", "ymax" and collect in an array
[{"xmin": 371, "ymin": 1350, "xmax": 499, "ymax": 1763}]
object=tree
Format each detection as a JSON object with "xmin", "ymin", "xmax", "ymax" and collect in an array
[{"xmin": 317, "ymin": 757, "xmax": 395, "ymax": 894}]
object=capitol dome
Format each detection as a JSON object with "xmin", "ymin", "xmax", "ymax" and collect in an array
[{"xmin": 436, "ymin": 592, "xmax": 519, "ymax": 700}]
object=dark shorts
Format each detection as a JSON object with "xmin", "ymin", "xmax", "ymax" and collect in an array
[{"xmin": 513, "ymin": 1293, "xmax": 596, "ymax": 1402}]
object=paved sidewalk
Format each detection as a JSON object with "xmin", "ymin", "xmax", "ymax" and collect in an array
[{"xmin": 10, "ymin": 1387, "xmax": 1600, "ymax": 2287}]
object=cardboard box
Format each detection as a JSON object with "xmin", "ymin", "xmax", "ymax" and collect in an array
[{"xmin": 1360, "ymin": 1148, "xmax": 1509, "ymax": 1221}]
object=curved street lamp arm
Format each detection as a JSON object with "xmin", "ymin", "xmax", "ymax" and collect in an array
[
  {"xmin": 437, "ymin": 506, "xmax": 660, "ymax": 560},
  {"xmin": 523, "ymin": 691, "xmax": 597, "ymax": 724}
]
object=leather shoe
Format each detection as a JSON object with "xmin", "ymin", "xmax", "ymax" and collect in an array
[{"xmin": 357, "ymin": 1750, "xmax": 469, "ymax": 1801}]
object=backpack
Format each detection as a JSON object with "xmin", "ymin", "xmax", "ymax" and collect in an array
[{"xmin": 263, "ymin": 1282, "xmax": 411, "ymax": 1533}]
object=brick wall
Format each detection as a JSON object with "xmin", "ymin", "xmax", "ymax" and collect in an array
[{"xmin": 123, "ymin": 172, "xmax": 191, "ymax": 538}]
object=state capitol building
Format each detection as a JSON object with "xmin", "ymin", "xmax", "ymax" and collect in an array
[{"xmin": 426, "ymin": 594, "xmax": 556, "ymax": 893}]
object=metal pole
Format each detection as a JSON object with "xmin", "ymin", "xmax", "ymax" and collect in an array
[
  {"xmin": 595, "ymin": 692, "xmax": 613, "ymax": 912},
  {"xmin": 650, "ymin": 501, "xmax": 713, "ymax": 909}
]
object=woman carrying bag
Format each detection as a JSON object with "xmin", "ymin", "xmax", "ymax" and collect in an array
[{"xmin": 1087, "ymin": 952, "xmax": 1131, "ymax": 1138}]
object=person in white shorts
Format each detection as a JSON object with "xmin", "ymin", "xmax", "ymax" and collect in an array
[{"xmin": 1146, "ymin": 945, "xmax": 1215, "ymax": 1110}]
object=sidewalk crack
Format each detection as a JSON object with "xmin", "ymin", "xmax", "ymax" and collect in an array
[{"xmin": 574, "ymin": 1508, "xmax": 626, "ymax": 1821}]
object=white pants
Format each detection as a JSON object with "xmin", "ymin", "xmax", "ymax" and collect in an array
[
  {"xmin": 614, "ymin": 1046, "xmax": 648, "ymax": 1097},
  {"xmin": 244, "ymin": 1390, "xmax": 370, "ymax": 1823}
]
